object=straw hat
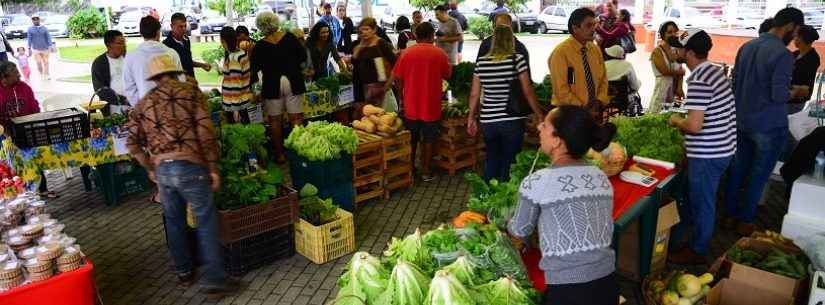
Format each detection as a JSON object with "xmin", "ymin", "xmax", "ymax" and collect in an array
[{"xmin": 146, "ymin": 54, "xmax": 184, "ymax": 81}]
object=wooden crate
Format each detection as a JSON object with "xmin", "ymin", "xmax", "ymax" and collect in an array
[
  {"xmin": 295, "ymin": 209, "xmax": 355, "ymax": 264},
  {"xmin": 353, "ymin": 131, "xmax": 384, "ymax": 181},
  {"xmin": 354, "ymin": 174, "xmax": 383, "ymax": 204},
  {"xmin": 434, "ymin": 143, "xmax": 478, "ymax": 176},
  {"xmin": 382, "ymin": 130, "xmax": 412, "ymax": 168},
  {"xmin": 439, "ymin": 117, "xmax": 468, "ymax": 140},
  {"xmin": 385, "ymin": 159, "xmax": 413, "ymax": 198}
]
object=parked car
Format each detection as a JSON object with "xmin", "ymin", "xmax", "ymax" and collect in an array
[
  {"xmin": 116, "ymin": 11, "xmax": 143, "ymax": 36},
  {"xmin": 473, "ymin": 1, "xmax": 521, "ymax": 32},
  {"xmin": 725, "ymin": 7, "xmax": 764, "ymax": 29},
  {"xmin": 198, "ymin": 11, "xmax": 228, "ymax": 34},
  {"xmin": 803, "ymin": 8, "xmax": 825, "ymax": 30},
  {"xmin": 648, "ymin": 6, "xmax": 723, "ymax": 31},
  {"xmin": 538, "ymin": 5, "xmax": 575, "ymax": 33},
  {"xmin": 380, "ymin": 1, "xmax": 416, "ymax": 32},
  {"xmin": 4, "ymin": 14, "xmax": 31, "ymax": 39},
  {"xmin": 161, "ymin": 13, "xmax": 196, "ymax": 37},
  {"xmin": 32, "ymin": 11, "xmax": 56, "ymax": 21},
  {"xmin": 515, "ymin": 4, "xmax": 542, "ymax": 34},
  {"xmin": 45, "ymin": 15, "xmax": 69, "ymax": 38}
]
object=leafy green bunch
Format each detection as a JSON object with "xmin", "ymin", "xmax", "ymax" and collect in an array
[
  {"xmin": 285, "ymin": 121, "xmax": 358, "ymax": 161},
  {"xmin": 532, "ymin": 75, "xmax": 553, "ymax": 106},
  {"xmin": 611, "ymin": 114, "xmax": 685, "ymax": 164},
  {"xmin": 92, "ymin": 113, "xmax": 128, "ymax": 129},
  {"xmin": 298, "ymin": 184, "xmax": 339, "ymax": 226},
  {"xmin": 442, "ymin": 102, "xmax": 470, "ymax": 119},
  {"xmin": 448, "ymin": 62, "xmax": 476, "ymax": 104}
]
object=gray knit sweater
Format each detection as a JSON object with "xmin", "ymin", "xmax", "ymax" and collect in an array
[{"xmin": 507, "ymin": 164, "xmax": 615, "ymax": 285}]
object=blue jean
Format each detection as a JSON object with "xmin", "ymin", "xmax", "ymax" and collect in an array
[
  {"xmin": 725, "ymin": 128, "xmax": 787, "ymax": 223},
  {"xmin": 481, "ymin": 119, "xmax": 525, "ymax": 181},
  {"xmin": 677, "ymin": 156, "xmax": 732, "ymax": 255},
  {"xmin": 156, "ymin": 161, "xmax": 226, "ymax": 289}
]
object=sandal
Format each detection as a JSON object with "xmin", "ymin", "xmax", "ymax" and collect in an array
[
  {"xmin": 39, "ymin": 191, "xmax": 59, "ymax": 199},
  {"xmin": 151, "ymin": 193, "xmax": 162, "ymax": 204}
]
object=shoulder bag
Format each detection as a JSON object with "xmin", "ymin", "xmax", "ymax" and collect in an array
[{"xmin": 506, "ymin": 55, "xmax": 531, "ymax": 116}]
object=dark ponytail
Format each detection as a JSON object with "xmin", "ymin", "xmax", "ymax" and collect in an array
[
  {"xmin": 220, "ymin": 26, "xmax": 238, "ymax": 60},
  {"xmin": 549, "ymin": 106, "xmax": 617, "ymax": 159}
]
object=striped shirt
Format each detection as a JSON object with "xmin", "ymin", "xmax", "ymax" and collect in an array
[
  {"xmin": 221, "ymin": 50, "xmax": 253, "ymax": 111},
  {"xmin": 475, "ymin": 54, "xmax": 529, "ymax": 123},
  {"xmin": 683, "ymin": 61, "xmax": 737, "ymax": 159}
]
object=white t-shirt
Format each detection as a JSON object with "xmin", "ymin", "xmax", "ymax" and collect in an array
[{"xmin": 108, "ymin": 55, "xmax": 125, "ymax": 96}]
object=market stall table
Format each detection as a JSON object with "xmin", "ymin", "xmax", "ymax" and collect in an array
[
  {"xmin": 523, "ymin": 161, "xmax": 680, "ymax": 290},
  {"xmin": 0, "ymin": 259, "xmax": 95, "ymax": 305},
  {"xmin": 0, "ymin": 128, "xmax": 134, "ymax": 202}
]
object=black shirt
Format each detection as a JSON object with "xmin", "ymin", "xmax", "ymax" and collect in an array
[
  {"xmin": 338, "ymin": 17, "xmax": 356, "ymax": 54},
  {"xmin": 163, "ymin": 35, "xmax": 195, "ymax": 77},
  {"xmin": 449, "ymin": 10, "xmax": 468, "ymax": 31},
  {"xmin": 791, "ymin": 48, "xmax": 820, "ymax": 104},
  {"xmin": 250, "ymin": 33, "xmax": 308, "ymax": 99},
  {"xmin": 476, "ymin": 36, "xmax": 530, "ymax": 70}
]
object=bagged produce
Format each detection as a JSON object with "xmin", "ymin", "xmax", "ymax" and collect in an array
[
  {"xmin": 487, "ymin": 231, "xmax": 529, "ymax": 281},
  {"xmin": 797, "ymin": 233, "xmax": 825, "ymax": 270},
  {"xmin": 384, "ymin": 229, "xmax": 437, "ymax": 275},
  {"xmin": 375, "ymin": 260, "xmax": 431, "ymax": 305},
  {"xmin": 423, "ymin": 226, "xmax": 461, "ymax": 266},
  {"xmin": 474, "ymin": 276, "xmax": 537, "ymax": 305},
  {"xmin": 335, "ymin": 252, "xmax": 389, "ymax": 305},
  {"xmin": 424, "ymin": 270, "xmax": 477, "ymax": 305}
]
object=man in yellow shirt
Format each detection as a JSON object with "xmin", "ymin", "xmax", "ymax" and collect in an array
[{"xmin": 548, "ymin": 8, "xmax": 608, "ymax": 111}]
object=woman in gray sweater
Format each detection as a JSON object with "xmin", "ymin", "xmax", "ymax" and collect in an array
[{"xmin": 508, "ymin": 105, "xmax": 618, "ymax": 305}]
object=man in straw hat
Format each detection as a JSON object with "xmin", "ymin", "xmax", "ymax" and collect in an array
[{"xmin": 126, "ymin": 54, "xmax": 238, "ymax": 301}]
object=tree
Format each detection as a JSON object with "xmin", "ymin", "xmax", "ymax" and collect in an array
[
  {"xmin": 409, "ymin": 0, "xmax": 444, "ymax": 12},
  {"xmin": 207, "ymin": 0, "xmax": 256, "ymax": 17},
  {"xmin": 67, "ymin": 0, "xmax": 83, "ymax": 11},
  {"xmin": 67, "ymin": 7, "xmax": 107, "ymax": 39}
]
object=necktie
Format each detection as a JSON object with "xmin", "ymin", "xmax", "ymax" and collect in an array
[{"xmin": 581, "ymin": 46, "xmax": 596, "ymax": 102}]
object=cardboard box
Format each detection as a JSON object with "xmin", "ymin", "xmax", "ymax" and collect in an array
[
  {"xmin": 617, "ymin": 200, "xmax": 680, "ymax": 280},
  {"xmin": 719, "ymin": 238, "xmax": 808, "ymax": 300},
  {"xmin": 707, "ymin": 279, "xmax": 794, "ymax": 305}
]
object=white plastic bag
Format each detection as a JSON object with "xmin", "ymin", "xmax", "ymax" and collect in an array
[
  {"xmin": 790, "ymin": 101, "xmax": 819, "ymax": 140},
  {"xmin": 796, "ymin": 233, "xmax": 825, "ymax": 271},
  {"xmin": 382, "ymin": 90, "xmax": 398, "ymax": 113}
]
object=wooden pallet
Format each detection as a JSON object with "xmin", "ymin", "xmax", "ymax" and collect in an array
[
  {"xmin": 440, "ymin": 118, "xmax": 468, "ymax": 139},
  {"xmin": 434, "ymin": 143, "xmax": 478, "ymax": 176},
  {"xmin": 354, "ymin": 174, "xmax": 384, "ymax": 204},
  {"xmin": 353, "ymin": 131, "xmax": 384, "ymax": 181},
  {"xmin": 384, "ymin": 159, "xmax": 413, "ymax": 198},
  {"xmin": 382, "ymin": 130, "xmax": 412, "ymax": 168}
]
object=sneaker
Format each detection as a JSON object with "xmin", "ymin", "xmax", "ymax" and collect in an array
[
  {"xmin": 421, "ymin": 174, "xmax": 436, "ymax": 182},
  {"xmin": 736, "ymin": 222, "xmax": 759, "ymax": 237},
  {"xmin": 668, "ymin": 247, "xmax": 707, "ymax": 265},
  {"xmin": 177, "ymin": 272, "xmax": 195, "ymax": 288},
  {"xmin": 204, "ymin": 279, "xmax": 241, "ymax": 301}
]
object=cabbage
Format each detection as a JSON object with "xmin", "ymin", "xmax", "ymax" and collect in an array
[
  {"xmin": 384, "ymin": 229, "xmax": 436, "ymax": 274},
  {"xmin": 335, "ymin": 252, "xmax": 389, "ymax": 305},
  {"xmin": 475, "ymin": 276, "xmax": 536, "ymax": 305},
  {"xmin": 425, "ymin": 270, "xmax": 477, "ymax": 305},
  {"xmin": 441, "ymin": 255, "xmax": 478, "ymax": 287},
  {"xmin": 376, "ymin": 260, "xmax": 431, "ymax": 305}
]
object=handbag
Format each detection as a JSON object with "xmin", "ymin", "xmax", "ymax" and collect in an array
[
  {"xmin": 620, "ymin": 33, "xmax": 637, "ymax": 54},
  {"xmin": 506, "ymin": 55, "xmax": 531, "ymax": 116}
]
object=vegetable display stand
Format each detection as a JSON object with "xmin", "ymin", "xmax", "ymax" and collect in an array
[
  {"xmin": 295, "ymin": 208, "xmax": 356, "ymax": 264},
  {"xmin": 223, "ymin": 224, "xmax": 296, "ymax": 276},
  {"xmin": 439, "ymin": 117, "xmax": 468, "ymax": 140},
  {"xmin": 353, "ymin": 131, "xmax": 385, "ymax": 204},
  {"xmin": 381, "ymin": 131, "xmax": 413, "ymax": 197},
  {"xmin": 217, "ymin": 185, "xmax": 299, "ymax": 245},
  {"xmin": 91, "ymin": 160, "xmax": 153, "ymax": 206},
  {"xmin": 286, "ymin": 150, "xmax": 354, "ymax": 189}
]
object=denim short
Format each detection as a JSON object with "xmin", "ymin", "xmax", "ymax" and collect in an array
[{"xmin": 404, "ymin": 119, "xmax": 440, "ymax": 143}]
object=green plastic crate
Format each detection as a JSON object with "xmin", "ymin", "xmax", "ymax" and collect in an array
[{"xmin": 92, "ymin": 161, "xmax": 153, "ymax": 206}]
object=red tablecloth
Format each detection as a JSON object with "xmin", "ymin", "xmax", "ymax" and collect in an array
[
  {"xmin": 0, "ymin": 259, "xmax": 95, "ymax": 305},
  {"xmin": 524, "ymin": 162, "xmax": 674, "ymax": 291}
]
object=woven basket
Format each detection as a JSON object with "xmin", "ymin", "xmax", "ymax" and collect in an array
[{"xmin": 588, "ymin": 142, "xmax": 628, "ymax": 177}]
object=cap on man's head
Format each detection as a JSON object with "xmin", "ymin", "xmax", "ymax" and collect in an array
[
  {"xmin": 435, "ymin": 5, "xmax": 449, "ymax": 12},
  {"xmin": 605, "ymin": 45, "xmax": 625, "ymax": 59},
  {"xmin": 323, "ymin": 3, "xmax": 332, "ymax": 9},
  {"xmin": 31, "ymin": 16, "xmax": 39, "ymax": 20},
  {"xmin": 667, "ymin": 28, "xmax": 712, "ymax": 54},
  {"xmin": 146, "ymin": 54, "xmax": 184, "ymax": 80}
]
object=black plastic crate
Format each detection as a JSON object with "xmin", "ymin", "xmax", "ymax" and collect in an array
[
  {"xmin": 10, "ymin": 108, "xmax": 90, "ymax": 148},
  {"xmin": 223, "ymin": 225, "xmax": 295, "ymax": 276}
]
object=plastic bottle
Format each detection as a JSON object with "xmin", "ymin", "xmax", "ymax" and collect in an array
[{"xmin": 814, "ymin": 151, "xmax": 825, "ymax": 180}]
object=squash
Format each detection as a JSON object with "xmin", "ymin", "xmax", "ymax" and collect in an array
[
  {"xmin": 379, "ymin": 113, "xmax": 397, "ymax": 126},
  {"xmin": 452, "ymin": 211, "xmax": 487, "ymax": 228},
  {"xmin": 353, "ymin": 119, "xmax": 376, "ymax": 133},
  {"xmin": 392, "ymin": 117, "xmax": 403, "ymax": 129},
  {"xmin": 367, "ymin": 115, "xmax": 382, "ymax": 125},
  {"xmin": 363, "ymin": 104, "xmax": 385, "ymax": 116},
  {"xmin": 377, "ymin": 124, "xmax": 396, "ymax": 134}
]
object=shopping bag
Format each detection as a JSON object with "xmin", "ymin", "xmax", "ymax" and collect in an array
[
  {"xmin": 790, "ymin": 101, "xmax": 819, "ymax": 140},
  {"xmin": 382, "ymin": 89, "xmax": 399, "ymax": 113}
]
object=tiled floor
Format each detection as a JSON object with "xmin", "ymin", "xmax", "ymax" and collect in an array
[{"xmin": 41, "ymin": 168, "xmax": 789, "ymax": 305}]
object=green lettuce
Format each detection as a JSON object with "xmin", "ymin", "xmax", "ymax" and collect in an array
[
  {"xmin": 424, "ymin": 270, "xmax": 477, "ymax": 305},
  {"xmin": 475, "ymin": 276, "xmax": 536, "ymax": 305},
  {"xmin": 376, "ymin": 260, "xmax": 431, "ymax": 305},
  {"xmin": 440, "ymin": 255, "xmax": 478, "ymax": 287},
  {"xmin": 384, "ymin": 229, "xmax": 436, "ymax": 275},
  {"xmin": 336, "ymin": 252, "xmax": 389, "ymax": 305}
]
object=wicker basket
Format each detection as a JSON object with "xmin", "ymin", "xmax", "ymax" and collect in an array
[{"xmin": 295, "ymin": 208, "xmax": 356, "ymax": 264}]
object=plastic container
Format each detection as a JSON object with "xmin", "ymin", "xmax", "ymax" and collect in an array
[
  {"xmin": 809, "ymin": 271, "xmax": 825, "ymax": 305},
  {"xmin": 294, "ymin": 208, "xmax": 355, "ymax": 264},
  {"xmin": 286, "ymin": 150, "xmax": 354, "ymax": 190},
  {"xmin": 781, "ymin": 213, "xmax": 825, "ymax": 241},
  {"xmin": 9, "ymin": 107, "xmax": 90, "ymax": 148},
  {"xmin": 92, "ymin": 161, "xmax": 153, "ymax": 206},
  {"xmin": 223, "ymin": 225, "xmax": 296, "ymax": 276},
  {"xmin": 431, "ymin": 251, "xmax": 460, "ymax": 267},
  {"xmin": 217, "ymin": 185, "xmax": 298, "ymax": 244}
]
